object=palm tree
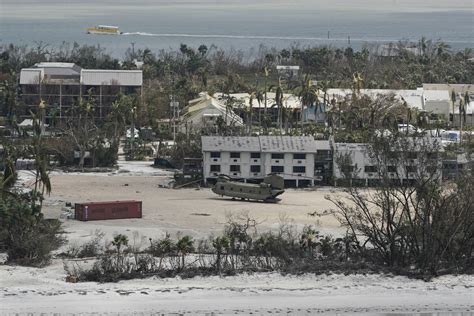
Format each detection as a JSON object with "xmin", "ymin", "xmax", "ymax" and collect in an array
[
  {"xmin": 463, "ymin": 92, "xmax": 470, "ymax": 125},
  {"xmin": 28, "ymin": 112, "xmax": 52, "ymax": 209},
  {"xmin": 451, "ymin": 90, "xmax": 456, "ymax": 126},
  {"xmin": 247, "ymin": 92, "xmax": 255, "ymax": 135},
  {"xmin": 108, "ymin": 95, "xmax": 131, "ymax": 146},
  {"xmin": 273, "ymin": 78, "xmax": 284, "ymax": 132},
  {"xmin": 176, "ymin": 235, "xmax": 194, "ymax": 270},
  {"xmin": 435, "ymin": 40, "xmax": 451, "ymax": 59},
  {"xmin": 352, "ymin": 73, "xmax": 364, "ymax": 95},
  {"xmin": 264, "ymin": 66, "xmax": 269, "ymax": 116},
  {"xmin": 318, "ymin": 80, "xmax": 330, "ymax": 116},
  {"xmin": 459, "ymin": 95, "xmax": 465, "ymax": 144},
  {"xmin": 255, "ymin": 90, "xmax": 264, "ymax": 127},
  {"xmin": 297, "ymin": 75, "xmax": 319, "ymax": 128},
  {"xmin": 0, "ymin": 145, "xmax": 16, "ymax": 194},
  {"xmin": 112, "ymin": 234, "xmax": 129, "ymax": 271}
]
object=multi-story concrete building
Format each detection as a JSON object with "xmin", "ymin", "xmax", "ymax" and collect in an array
[
  {"xmin": 333, "ymin": 138, "xmax": 443, "ymax": 186},
  {"xmin": 201, "ymin": 136, "xmax": 331, "ymax": 187},
  {"xmin": 202, "ymin": 136, "xmax": 446, "ymax": 188},
  {"xmin": 19, "ymin": 62, "xmax": 142, "ymax": 124}
]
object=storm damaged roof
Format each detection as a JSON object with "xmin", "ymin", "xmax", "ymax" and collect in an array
[
  {"xmin": 202, "ymin": 136, "xmax": 261, "ymax": 152},
  {"xmin": 259, "ymin": 136, "xmax": 317, "ymax": 153},
  {"xmin": 202, "ymin": 136, "xmax": 326, "ymax": 153}
]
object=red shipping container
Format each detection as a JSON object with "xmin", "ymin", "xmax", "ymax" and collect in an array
[{"xmin": 75, "ymin": 200, "xmax": 142, "ymax": 221}]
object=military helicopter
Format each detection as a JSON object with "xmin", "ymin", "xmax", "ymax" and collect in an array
[{"xmin": 212, "ymin": 174, "xmax": 285, "ymax": 202}]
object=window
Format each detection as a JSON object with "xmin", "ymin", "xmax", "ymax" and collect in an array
[
  {"xmin": 388, "ymin": 166, "xmax": 397, "ymax": 173},
  {"xmin": 271, "ymin": 166, "xmax": 284, "ymax": 173},
  {"xmin": 250, "ymin": 165, "xmax": 261, "ymax": 173},
  {"xmin": 271, "ymin": 153, "xmax": 284, "ymax": 159},
  {"xmin": 230, "ymin": 165, "xmax": 241, "ymax": 172},
  {"xmin": 426, "ymin": 166, "xmax": 438, "ymax": 173},
  {"xmin": 210, "ymin": 165, "xmax": 221, "ymax": 172},
  {"xmin": 293, "ymin": 166, "xmax": 306, "ymax": 173},
  {"xmin": 364, "ymin": 165, "xmax": 377, "ymax": 173},
  {"xmin": 250, "ymin": 152, "xmax": 261, "ymax": 159},
  {"xmin": 293, "ymin": 153, "xmax": 306, "ymax": 160},
  {"xmin": 230, "ymin": 152, "xmax": 240, "ymax": 158},
  {"xmin": 406, "ymin": 166, "xmax": 417, "ymax": 173},
  {"xmin": 210, "ymin": 152, "xmax": 221, "ymax": 158},
  {"xmin": 341, "ymin": 165, "xmax": 354, "ymax": 173},
  {"xmin": 407, "ymin": 152, "xmax": 417, "ymax": 159}
]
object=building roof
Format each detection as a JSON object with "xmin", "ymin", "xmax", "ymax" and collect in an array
[
  {"xmin": 326, "ymin": 88, "xmax": 424, "ymax": 110},
  {"xmin": 423, "ymin": 90, "xmax": 450, "ymax": 101},
  {"xmin": 181, "ymin": 93, "xmax": 243, "ymax": 126},
  {"xmin": 34, "ymin": 62, "xmax": 76, "ymax": 68},
  {"xmin": 185, "ymin": 95, "xmax": 226, "ymax": 115},
  {"xmin": 19, "ymin": 63, "xmax": 142, "ymax": 86},
  {"xmin": 314, "ymin": 140, "xmax": 331, "ymax": 151},
  {"xmin": 202, "ymin": 136, "xmax": 261, "ymax": 152},
  {"xmin": 259, "ymin": 136, "xmax": 317, "ymax": 153},
  {"xmin": 201, "ymin": 136, "xmax": 328, "ymax": 153},
  {"xmin": 215, "ymin": 92, "xmax": 303, "ymax": 109},
  {"xmin": 35, "ymin": 62, "xmax": 82, "ymax": 74},
  {"xmin": 423, "ymin": 83, "xmax": 474, "ymax": 93},
  {"xmin": 81, "ymin": 69, "xmax": 143, "ymax": 86},
  {"xmin": 335, "ymin": 137, "xmax": 443, "ymax": 153},
  {"xmin": 19, "ymin": 69, "xmax": 43, "ymax": 84}
]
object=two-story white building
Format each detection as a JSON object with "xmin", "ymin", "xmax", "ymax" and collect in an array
[{"xmin": 202, "ymin": 136, "xmax": 331, "ymax": 187}]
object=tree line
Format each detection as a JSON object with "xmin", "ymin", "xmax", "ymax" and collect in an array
[{"xmin": 1, "ymin": 39, "xmax": 473, "ymax": 123}]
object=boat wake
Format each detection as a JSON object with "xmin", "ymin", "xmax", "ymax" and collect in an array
[{"xmin": 120, "ymin": 32, "xmax": 392, "ymax": 42}]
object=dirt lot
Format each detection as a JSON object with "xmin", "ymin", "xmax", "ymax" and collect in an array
[{"xmin": 19, "ymin": 162, "xmax": 345, "ymax": 243}]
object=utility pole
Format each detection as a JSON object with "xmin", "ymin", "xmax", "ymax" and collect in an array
[
  {"xmin": 131, "ymin": 42, "xmax": 136, "ymax": 58},
  {"xmin": 170, "ymin": 95, "xmax": 179, "ymax": 142}
]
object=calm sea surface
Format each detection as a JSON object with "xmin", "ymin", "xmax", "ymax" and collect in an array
[{"xmin": 1, "ymin": 0, "xmax": 473, "ymax": 58}]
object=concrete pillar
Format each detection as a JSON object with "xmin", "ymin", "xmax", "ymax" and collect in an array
[{"xmin": 296, "ymin": 179, "xmax": 299, "ymax": 188}]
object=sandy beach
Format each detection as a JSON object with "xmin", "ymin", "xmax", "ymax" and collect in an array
[{"xmin": 1, "ymin": 260, "xmax": 473, "ymax": 315}]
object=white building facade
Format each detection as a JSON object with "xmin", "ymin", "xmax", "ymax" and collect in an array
[
  {"xmin": 202, "ymin": 136, "xmax": 331, "ymax": 187},
  {"xmin": 333, "ymin": 138, "xmax": 443, "ymax": 186}
]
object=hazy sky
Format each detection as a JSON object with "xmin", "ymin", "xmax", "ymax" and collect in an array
[{"xmin": 2, "ymin": 0, "xmax": 474, "ymax": 10}]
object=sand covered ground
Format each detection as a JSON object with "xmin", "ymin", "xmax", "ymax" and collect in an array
[
  {"xmin": 3, "ymin": 161, "xmax": 472, "ymax": 315},
  {"xmin": 19, "ymin": 161, "xmax": 344, "ymax": 244},
  {"xmin": 1, "ymin": 260, "xmax": 473, "ymax": 315}
]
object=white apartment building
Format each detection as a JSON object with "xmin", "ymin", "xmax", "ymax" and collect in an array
[
  {"xmin": 202, "ymin": 136, "xmax": 444, "ymax": 188},
  {"xmin": 202, "ymin": 136, "xmax": 331, "ymax": 187},
  {"xmin": 333, "ymin": 138, "xmax": 443, "ymax": 186}
]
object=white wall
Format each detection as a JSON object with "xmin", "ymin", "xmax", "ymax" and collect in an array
[
  {"xmin": 204, "ymin": 150, "xmax": 315, "ymax": 184},
  {"xmin": 333, "ymin": 143, "xmax": 442, "ymax": 183}
]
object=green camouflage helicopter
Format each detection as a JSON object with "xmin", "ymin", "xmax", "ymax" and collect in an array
[{"xmin": 212, "ymin": 174, "xmax": 285, "ymax": 202}]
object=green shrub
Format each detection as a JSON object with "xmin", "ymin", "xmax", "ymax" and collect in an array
[{"xmin": 0, "ymin": 193, "xmax": 65, "ymax": 266}]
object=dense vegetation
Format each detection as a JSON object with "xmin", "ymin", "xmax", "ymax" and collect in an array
[
  {"xmin": 1, "ymin": 40, "xmax": 473, "ymax": 124},
  {"xmin": 0, "ymin": 118, "xmax": 64, "ymax": 266}
]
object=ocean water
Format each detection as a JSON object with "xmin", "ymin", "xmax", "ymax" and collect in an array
[{"xmin": 1, "ymin": 0, "xmax": 473, "ymax": 58}]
